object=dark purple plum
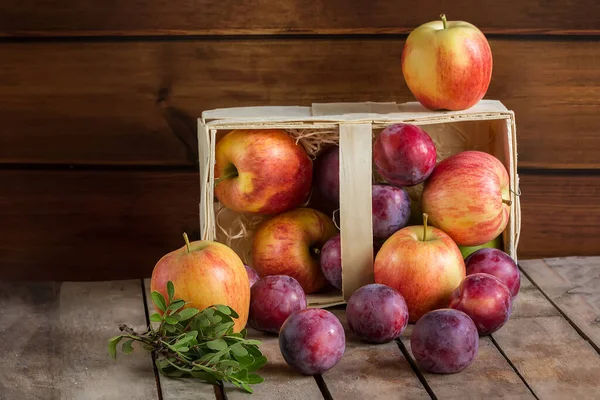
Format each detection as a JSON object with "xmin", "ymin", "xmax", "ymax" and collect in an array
[
  {"xmin": 279, "ymin": 308, "xmax": 345, "ymax": 375},
  {"xmin": 410, "ymin": 309, "xmax": 479, "ymax": 374},
  {"xmin": 320, "ymin": 234, "xmax": 342, "ymax": 289},
  {"xmin": 465, "ymin": 248, "xmax": 520, "ymax": 297},
  {"xmin": 314, "ymin": 146, "xmax": 340, "ymax": 204},
  {"xmin": 244, "ymin": 264, "xmax": 260, "ymax": 287},
  {"xmin": 248, "ymin": 275, "xmax": 307, "ymax": 333},
  {"xmin": 346, "ymin": 284, "xmax": 409, "ymax": 343},
  {"xmin": 372, "ymin": 184, "xmax": 411, "ymax": 241},
  {"xmin": 449, "ymin": 273, "xmax": 512, "ymax": 335}
]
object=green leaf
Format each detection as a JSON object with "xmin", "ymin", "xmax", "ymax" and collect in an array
[
  {"xmin": 246, "ymin": 356, "xmax": 268, "ymax": 372},
  {"xmin": 247, "ymin": 346, "xmax": 263, "ymax": 357},
  {"xmin": 247, "ymin": 373, "xmax": 264, "ymax": 384},
  {"xmin": 241, "ymin": 339, "xmax": 262, "ymax": 346},
  {"xmin": 233, "ymin": 368, "xmax": 248, "ymax": 381},
  {"xmin": 149, "ymin": 313, "xmax": 162, "ymax": 323},
  {"xmin": 167, "ymin": 281, "xmax": 175, "ymax": 303},
  {"xmin": 218, "ymin": 359, "xmax": 240, "ymax": 369},
  {"xmin": 108, "ymin": 335, "xmax": 123, "ymax": 359},
  {"xmin": 167, "ymin": 299, "xmax": 186, "ymax": 313},
  {"xmin": 230, "ymin": 344, "xmax": 248, "ymax": 357},
  {"xmin": 190, "ymin": 370, "xmax": 218, "ymax": 384},
  {"xmin": 165, "ymin": 324, "xmax": 177, "ymax": 333},
  {"xmin": 165, "ymin": 316, "xmax": 179, "ymax": 325},
  {"xmin": 151, "ymin": 291, "xmax": 167, "ymax": 312},
  {"xmin": 122, "ymin": 339, "xmax": 134, "ymax": 354},
  {"xmin": 213, "ymin": 322, "xmax": 235, "ymax": 338},
  {"xmin": 214, "ymin": 304, "xmax": 231, "ymax": 315},
  {"xmin": 177, "ymin": 308, "xmax": 199, "ymax": 321},
  {"xmin": 206, "ymin": 339, "xmax": 228, "ymax": 351},
  {"xmin": 241, "ymin": 382, "xmax": 253, "ymax": 393},
  {"xmin": 177, "ymin": 346, "xmax": 190, "ymax": 352}
]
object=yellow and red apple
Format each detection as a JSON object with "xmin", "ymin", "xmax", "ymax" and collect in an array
[
  {"xmin": 402, "ymin": 14, "xmax": 492, "ymax": 111},
  {"xmin": 421, "ymin": 150, "xmax": 510, "ymax": 247},
  {"xmin": 214, "ymin": 129, "xmax": 313, "ymax": 214},
  {"xmin": 374, "ymin": 214, "xmax": 465, "ymax": 322},
  {"xmin": 151, "ymin": 234, "xmax": 250, "ymax": 332},
  {"xmin": 252, "ymin": 208, "xmax": 338, "ymax": 294}
]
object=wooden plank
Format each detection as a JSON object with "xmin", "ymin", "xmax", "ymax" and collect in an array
[
  {"xmin": 520, "ymin": 257, "xmax": 600, "ymax": 350},
  {"xmin": 0, "ymin": 169, "xmax": 199, "ymax": 281},
  {"xmin": 143, "ymin": 279, "xmax": 323, "ymax": 400},
  {"xmin": 492, "ymin": 275, "xmax": 600, "ymax": 399},
  {"xmin": 0, "ymin": 38, "xmax": 598, "ymax": 168},
  {"xmin": 323, "ymin": 308, "xmax": 430, "ymax": 399},
  {"xmin": 0, "ymin": 280, "xmax": 158, "ymax": 400},
  {"xmin": 0, "ymin": 0, "xmax": 598, "ymax": 36},
  {"xmin": 518, "ymin": 173, "xmax": 600, "ymax": 259}
]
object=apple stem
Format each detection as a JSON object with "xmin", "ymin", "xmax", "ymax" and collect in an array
[
  {"xmin": 183, "ymin": 232, "xmax": 191, "ymax": 253},
  {"xmin": 214, "ymin": 171, "xmax": 238, "ymax": 187},
  {"xmin": 502, "ymin": 198, "xmax": 512, "ymax": 206},
  {"xmin": 422, "ymin": 213, "xmax": 429, "ymax": 242},
  {"xmin": 440, "ymin": 14, "xmax": 447, "ymax": 29}
]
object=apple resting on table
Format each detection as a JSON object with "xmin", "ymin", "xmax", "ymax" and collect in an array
[
  {"xmin": 252, "ymin": 208, "xmax": 338, "ymax": 294},
  {"xmin": 151, "ymin": 234, "xmax": 250, "ymax": 332},
  {"xmin": 402, "ymin": 14, "xmax": 493, "ymax": 111},
  {"xmin": 421, "ymin": 150, "xmax": 511, "ymax": 246},
  {"xmin": 214, "ymin": 129, "xmax": 312, "ymax": 214},
  {"xmin": 374, "ymin": 214, "xmax": 465, "ymax": 322}
]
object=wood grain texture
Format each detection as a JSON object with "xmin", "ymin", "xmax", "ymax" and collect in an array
[
  {"xmin": 0, "ymin": 0, "xmax": 599, "ymax": 36},
  {"xmin": 325, "ymin": 308, "xmax": 429, "ymax": 399},
  {"xmin": 492, "ymin": 276, "xmax": 600, "ymax": 399},
  {"xmin": 0, "ymin": 280, "xmax": 158, "ymax": 400},
  {"xmin": 518, "ymin": 173, "xmax": 600, "ymax": 259},
  {"xmin": 520, "ymin": 257, "xmax": 600, "ymax": 349},
  {"xmin": 0, "ymin": 169, "xmax": 199, "ymax": 281},
  {"xmin": 0, "ymin": 38, "xmax": 598, "ymax": 168}
]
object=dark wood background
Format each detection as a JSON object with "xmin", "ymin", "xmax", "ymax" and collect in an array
[{"xmin": 1, "ymin": 1, "xmax": 599, "ymax": 280}]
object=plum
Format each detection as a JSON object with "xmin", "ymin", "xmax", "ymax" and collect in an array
[
  {"xmin": 465, "ymin": 248, "xmax": 520, "ymax": 297},
  {"xmin": 248, "ymin": 275, "xmax": 307, "ymax": 333},
  {"xmin": 279, "ymin": 308, "xmax": 345, "ymax": 375},
  {"xmin": 374, "ymin": 123, "xmax": 437, "ymax": 187},
  {"xmin": 449, "ymin": 273, "xmax": 512, "ymax": 335},
  {"xmin": 410, "ymin": 309, "xmax": 479, "ymax": 374},
  {"xmin": 314, "ymin": 146, "xmax": 340, "ymax": 204},
  {"xmin": 244, "ymin": 264, "xmax": 260, "ymax": 287},
  {"xmin": 372, "ymin": 184, "xmax": 411, "ymax": 241},
  {"xmin": 320, "ymin": 234, "xmax": 342, "ymax": 290},
  {"xmin": 346, "ymin": 283, "xmax": 409, "ymax": 343}
]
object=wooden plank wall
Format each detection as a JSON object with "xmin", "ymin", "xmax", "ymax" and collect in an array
[{"xmin": 1, "ymin": 1, "xmax": 598, "ymax": 280}]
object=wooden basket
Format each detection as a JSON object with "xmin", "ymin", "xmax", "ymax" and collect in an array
[{"xmin": 198, "ymin": 100, "xmax": 521, "ymax": 307}]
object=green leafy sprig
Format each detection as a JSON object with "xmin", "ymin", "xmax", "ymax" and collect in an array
[{"xmin": 109, "ymin": 281, "xmax": 266, "ymax": 393}]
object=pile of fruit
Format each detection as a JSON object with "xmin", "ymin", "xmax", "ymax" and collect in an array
[{"xmin": 116, "ymin": 14, "xmax": 519, "ymax": 390}]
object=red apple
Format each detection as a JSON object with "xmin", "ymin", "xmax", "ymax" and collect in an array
[
  {"xmin": 374, "ymin": 214, "xmax": 465, "ymax": 322},
  {"xmin": 252, "ymin": 208, "xmax": 338, "ymax": 294},
  {"xmin": 374, "ymin": 123, "xmax": 437, "ymax": 187},
  {"xmin": 402, "ymin": 14, "xmax": 493, "ymax": 111},
  {"xmin": 465, "ymin": 248, "xmax": 520, "ymax": 297},
  {"xmin": 151, "ymin": 234, "xmax": 250, "ymax": 332},
  {"xmin": 449, "ymin": 273, "xmax": 513, "ymax": 335},
  {"xmin": 421, "ymin": 150, "xmax": 511, "ymax": 246},
  {"xmin": 214, "ymin": 129, "xmax": 313, "ymax": 214}
]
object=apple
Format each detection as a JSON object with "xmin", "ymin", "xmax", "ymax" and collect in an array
[
  {"xmin": 279, "ymin": 308, "xmax": 345, "ymax": 375},
  {"xmin": 244, "ymin": 264, "xmax": 260, "ymax": 287},
  {"xmin": 214, "ymin": 129, "xmax": 313, "ymax": 214},
  {"xmin": 465, "ymin": 248, "xmax": 520, "ymax": 297},
  {"xmin": 449, "ymin": 273, "xmax": 512, "ymax": 335},
  {"xmin": 374, "ymin": 123, "xmax": 437, "ymax": 187},
  {"xmin": 320, "ymin": 234, "xmax": 342, "ymax": 290},
  {"xmin": 372, "ymin": 184, "xmax": 412, "ymax": 240},
  {"xmin": 252, "ymin": 208, "xmax": 338, "ymax": 294},
  {"xmin": 248, "ymin": 275, "xmax": 307, "ymax": 334},
  {"xmin": 410, "ymin": 309, "xmax": 479, "ymax": 374},
  {"xmin": 314, "ymin": 146, "xmax": 340, "ymax": 205},
  {"xmin": 374, "ymin": 214, "xmax": 465, "ymax": 322},
  {"xmin": 421, "ymin": 150, "xmax": 511, "ymax": 246},
  {"xmin": 346, "ymin": 284, "xmax": 409, "ymax": 344},
  {"xmin": 151, "ymin": 233, "xmax": 250, "ymax": 332},
  {"xmin": 401, "ymin": 14, "xmax": 493, "ymax": 111},
  {"xmin": 459, "ymin": 236, "xmax": 502, "ymax": 259}
]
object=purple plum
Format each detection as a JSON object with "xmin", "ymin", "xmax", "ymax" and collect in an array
[
  {"xmin": 372, "ymin": 184, "xmax": 411, "ymax": 240},
  {"xmin": 279, "ymin": 308, "xmax": 345, "ymax": 375},
  {"xmin": 346, "ymin": 284, "xmax": 409, "ymax": 343},
  {"xmin": 465, "ymin": 248, "xmax": 520, "ymax": 297},
  {"xmin": 314, "ymin": 146, "xmax": 340, "ymax": 204},
  {"xmin": 320, "ymin": 234, "xmax": 342, "ymax": 290},
  {"xmin": 248, "ymin": 275, "xmax": 307, "ymax": 333},
  {"xmin": 244, "ymin": 264, "xmax": 260, "ymax": 287},
  {"xmin": 410, "ymin": 309, "xmax": 479, "ymax": 374}
]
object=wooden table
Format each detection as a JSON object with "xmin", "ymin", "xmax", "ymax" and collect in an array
[{"xmin": 2, "ymin": 256, "xmax": 600, "ymax": 399}]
